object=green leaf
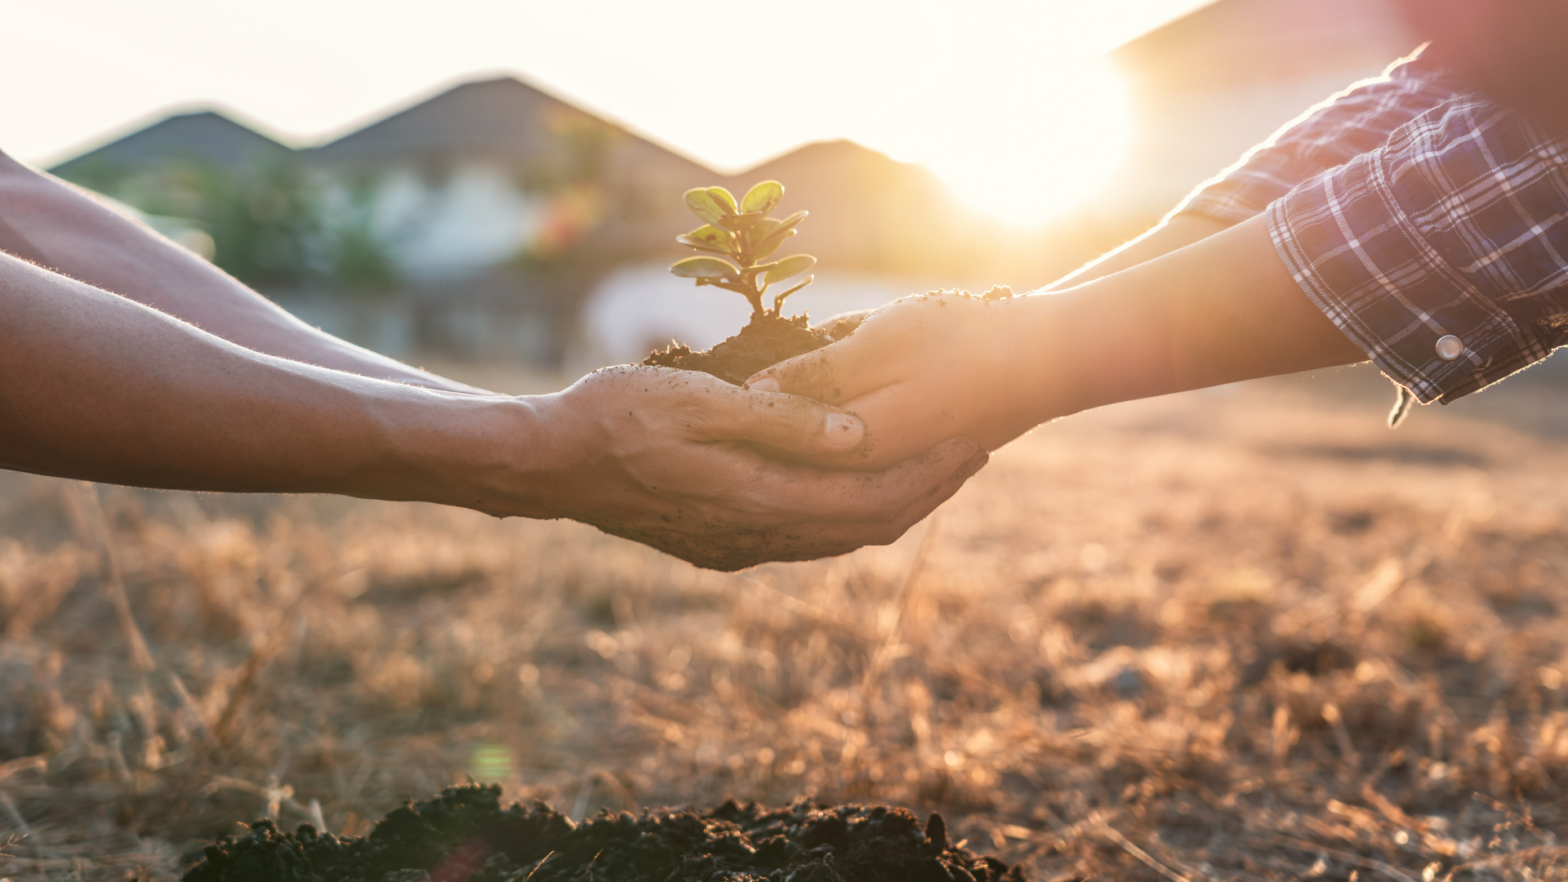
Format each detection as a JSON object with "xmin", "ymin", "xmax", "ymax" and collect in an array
[
  {"xmin": 716, "ymin": 211, "xmax": 765, "ymax": 232},
  {"xmin": 706, "ymin": 187, "xmax": 738, "ymax": 214},
  {"xmin": 684, "ymin": 189, "xmax": 728, "ymax": 225},
  {"xmin": 755, "ymin": 210, "xmax": 807, "ymax": 249},
  {"xmin": 741, "ymin": 180, "xmax": 783, "ymax": 215},
  {"xmin": 670, "ymin": 256, "xmax": 737, "ymax": 280},
  {"xmin": 677, "ymin": 224, "xmax": 734, "ymax": 253},
  {"xmin": 762, "ymin": 254, "xmax": 816, "ymax": 286},
  {"xmin": 752, "ymin": 227, "xmax": 795, "ymax": 260},
  {"xmin": 774, "ymin": 209, "xmax": 808, "ymax": 230}
]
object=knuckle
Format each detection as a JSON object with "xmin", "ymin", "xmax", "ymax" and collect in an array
[{"xmin": 695, "ymin": 482, "xmax": 786, "ymax": 527}]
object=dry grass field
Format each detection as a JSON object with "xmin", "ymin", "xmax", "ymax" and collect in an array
[{"xmin": 4, "ymin": 362, "xmax": 1568, "ymax": 881}]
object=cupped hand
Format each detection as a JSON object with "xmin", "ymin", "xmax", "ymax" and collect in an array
[
  {"xmin": 747, "ymin": 291, "xmax": 1059, "ymax": 471},
  {"xmin": 524, "ymin": 365, "xmax": 988, "ymax": 571}
]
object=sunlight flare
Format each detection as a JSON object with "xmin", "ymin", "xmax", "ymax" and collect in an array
[{"xmin": 920, "ymin": 59, "xmax": 1131, "ymax": 227}]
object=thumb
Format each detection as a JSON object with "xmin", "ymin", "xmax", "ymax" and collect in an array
[
  {"xmin": 745, "ymin": 335, "xmax": 882, "ymax": 405},
  {"xmin": 697, "ymin": 385, "xmax": 867, "ymax": 455}
]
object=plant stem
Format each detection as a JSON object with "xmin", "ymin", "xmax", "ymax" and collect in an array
[{"xmin": 736, "ymin": 228, "xmax": 766, "ymax": 319}]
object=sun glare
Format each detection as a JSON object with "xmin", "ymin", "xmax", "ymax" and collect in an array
[{"xmin": 917, "ymin": 58, "xmax": 1131, "ymax": 228}]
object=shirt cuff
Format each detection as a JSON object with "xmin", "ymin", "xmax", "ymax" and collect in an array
[
  {"xmin": 1265, "ymin": 152, "xmax": 1549, "ymax": 405},
  {"xmin": 1171, "ymin": 49, "xmax": 1461, "ymax": 229}
]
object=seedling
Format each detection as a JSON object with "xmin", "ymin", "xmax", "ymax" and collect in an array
[
  {"xmin": 669, "ymin": 181, "xmax": 815, "ymax": 318},
  {"xmin": 644, "ymin": 180, "xmax": 833, "ymax": 384}
]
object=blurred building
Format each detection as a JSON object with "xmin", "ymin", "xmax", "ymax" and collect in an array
[
  {"xmin": 49, "ymin": 109, "xmax": 290, "ymax": 180},
  {"xmin": 48, "ymin": 78, "xmax": 724, "ymax": 363},
  {"xmin": 305, "ymin": 76, "xmax": 714, "ymax": 281},
  {"xmin": 42, "ymin": 0, "xmax": 1430, "ymax": 367},
  {"xmin": 298, "ymin": 76, "xmax": 720, "ymax": 362},
  {"xmin": 46, "ymin": 75, "xmax": 1015, "ymax": 365}
]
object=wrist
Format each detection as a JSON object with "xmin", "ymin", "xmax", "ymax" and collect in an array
[
  {"xmin": 1000, "ymin": 292, "xmax": 1103, "ymax": 423},
  {"xmin": 350, "ymin": 389, "xmax": 553, "ymax": 518},
  {"xmin": 1013, "ymin": 280, "xmax": 1179, "ymax": 419}
]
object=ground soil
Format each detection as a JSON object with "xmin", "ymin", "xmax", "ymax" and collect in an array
[
  {"xmin": 183, "ymin": 785, "xmax": 1025, "ymax": 882},
  {"xmin": 642, "ymin": 312, "xmax": 835, "ymax": 386},
  {"xmin": 14, "ymin": 360, "xmax": 1568, "ymax": 880}
]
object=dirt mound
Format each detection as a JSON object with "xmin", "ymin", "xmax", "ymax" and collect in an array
[
  {"xmin": 183, "ymin": 785, "xmax": 1026, "ymax": 882},
  {"xmin": 643, "ymin": 312, "xmax": 834, "ymax": 386},
  {"xmin": 641, "ymin": 287, "xmax": 1013, "ymax": 386}
]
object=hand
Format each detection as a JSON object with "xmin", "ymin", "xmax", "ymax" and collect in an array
[
  {"xmin": 748, "ymin": 217, "xmax": 1369, "ymax": 470},
  {"xmin": 521, "ymin": 366, "xmax": 988, "ymax": 571},
  {"xmin": 0, "ymin": 249, "xmax": 976, "ymax": 569},
  {"xmin": 816, "ymin": 308, "xmax": 874, "ymax": 340},
  {"xmin": 747, "ymin": 292, "xmax": 1057, "ymax": 471}
]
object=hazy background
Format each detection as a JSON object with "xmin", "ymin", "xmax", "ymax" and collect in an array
[
  {"xmin": 9, "ymin": 0, "xmax": 1423, "ymax": 372},
  {"xmin": 8, "ymin": 0, "xmax": 1208, "ymax": 217},
  {"xmin": 11, "ymin": 5, "xmax": 1568, "ymax": 882}
]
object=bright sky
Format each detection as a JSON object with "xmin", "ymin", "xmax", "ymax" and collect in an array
[{"xmin": 5, "ymin": 1, "xmax": 1214, "ymax": 225}]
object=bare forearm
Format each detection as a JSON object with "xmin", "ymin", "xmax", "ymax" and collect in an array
[
  {"xmin": 1015, "ymin": 215, "xmax": 1367, "ymax": 421},
  {"xmin": 0, "ymin": 152, "xmax": 487, "ymax": 394},
  {"xmin": 1044, "ymin": 214, "xmax": 1233, "ymax": 291},
  {"xmin": 0, "ymin": 253, "xmax": 532, "ymax": 510}
]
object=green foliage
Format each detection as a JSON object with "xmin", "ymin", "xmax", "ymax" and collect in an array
[
  {"xmin": 157, "ymin": 160, "xmax": 321, "ymax": 287},
  {"xmin": 670, "ymin": 180, "xmax": 815, "ymax": 317},
  {"xmin": 683, "ymin": 189, "xmax": 731, "ymax": 227},
  {"xmin": 670, "ymin": 256, "xmax": 738, "ymax": 279},
  {"xmin": 705, "ymin": 186, "xmax": 738, "ymax": 214},
  {"xmin": 62, "ymin": 157, "xmax": 397, "ymax": 295},
  {"xmin": 740, "ymin": 180, "xmax": 783, "ymax": 215},
  {"xmin": 761, "ymin": 254, "xmax": 815, "ymax": 286},
  {"xmin": 675, "ymin": 225, "xmax": 734, "ymax": 253},
  {"xmin": 322, "ymin": 179, "xmax": 399, "ymax": 294}
]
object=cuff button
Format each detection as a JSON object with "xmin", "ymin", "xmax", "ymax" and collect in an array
[{"xmin": 1435, "ymin": 335, "xmax": 1464, "ymax": 361}]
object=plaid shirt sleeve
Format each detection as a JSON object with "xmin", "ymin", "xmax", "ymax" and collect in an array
[
  {"xmin": 1172, "ymin": 50, "xmax": 1464, "ymax": 225},
  {"xmin": 1267, "ymin": 97, "xmax": 1568, "ymax": 405}
]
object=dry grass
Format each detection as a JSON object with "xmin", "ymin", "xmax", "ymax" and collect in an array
[{"xmin": 5, "ymin": 363, "xmax": 1568, "ymax": 881}]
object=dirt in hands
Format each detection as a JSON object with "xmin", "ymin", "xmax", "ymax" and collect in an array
[
  {"xmin": 640, "ymin": 286, "xmax": 1014, "ymax": 387},
  {"xmin": 184, "ymin": 785, "xmax": 1027, "ymax": 882},
  {"xmin": 642, "ymin": 311, "xmax": 835, "ymax": 386}
]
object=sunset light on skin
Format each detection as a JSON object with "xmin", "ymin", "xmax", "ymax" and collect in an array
[{"xmin": 5, "ymin": 0, "xmax": 1204, "ymax": 227}]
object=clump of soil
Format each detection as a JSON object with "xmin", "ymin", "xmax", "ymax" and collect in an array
[
  {"xmin": 643, "ymin": 312, "xmax": 835, "ymax": 386},
  {"xmin": 641, "ymin": 285, "xmax": 1014, "ymax": 386},
  {"xmin": 184, "ymin": 785, "xmax": 1027, "ymax": 882}
]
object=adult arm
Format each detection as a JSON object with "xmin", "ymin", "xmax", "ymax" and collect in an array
[
  {"xmin": 1042, "ymin": 215, "xmax": 1231, "ymax": 291},
  {"xmin": 0, "ymin": 149, "xmax": 486, "ymax": 394},
  {"xmin": 1047, "ymin": 49, "xmax": 1460, "ymax": 292},
  {"xmin": 0, "ymin": 253, "xmax": 985, "ymax": 570},
  {"xmin": 749, "ymin": 215, "xmax": 1365, "ymax": 469},
  {"xmin": 754, "ymin": 89, "xmax": 1568, "ymax": 468}
]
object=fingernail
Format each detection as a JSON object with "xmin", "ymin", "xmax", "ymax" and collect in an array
[
  {"xmin": 957, "ymin": 450, "xmax": 989, "ymax": 478},
  {"xmin": 749, "ymin": 377, "xmax": 780, "ymax": 394},
  {"xmin": 824, "ymin": 412, "xmax": 864, "ymax": 448}
]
